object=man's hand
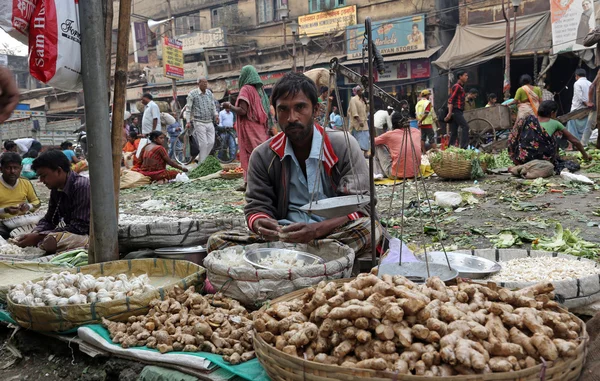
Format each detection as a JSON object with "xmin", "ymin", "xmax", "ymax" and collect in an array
[
  {"xmin": 0, "ymin": 67, "xmax": 19, "ymax": 123},
  {"xmin": 186, "ymin": 122, "xmax": 191, "ymax": 129},
  {"xmin": 583, "ymin": 152, "xmax": 592, "ymax": 161},
  {"xmin": 18, "ymin": 203, "xmax": 30, "ymax": 212},
  {"xmin": 279, "ymin": 223, "xmax": 318, "ymax": 244},
  {"xmin": 444, "ymin": 114, "xmax": 451, "ymax": 122},
  {"xmin": 5, "ymin": 206, "xmax": 20, "ymax": 215},
  {"xmin": 253, "ymin": 218, "xmax": 280, "ymax": 241},
  {"xmin": 15, "ymin": 232, "xmax": 44, "ymax": 248},
  {"xmin": 181, "ymin": 167, "xmax": 189, "ymax": 173}
]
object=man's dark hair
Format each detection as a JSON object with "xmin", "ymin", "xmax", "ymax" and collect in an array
[
  {"xmin": 455, "ymin": 70, "xmax": 467, "ymax": 80},
  {"xmin": 60, "ymin": 141, "xmax": 73, "ymax": 150},
  {"xmin": 142, "ymin": 93, "xmax": 153, "ymax": 100},
  {"xmin": 32, "ymin": 150, "xmax": 71, "ymax": 173},
  {"xmin": 538, "ymin": 100, "xmax": 558, "ymax": 117},
  {"xmin": 0, "ymin": 152, "xmax": 22, "ymax": 167},
  {"xmin": 24, "ymin": 149, "xmax": 38, "ymax": 159},
  {"xmin": 319, "ymin": 86, "xmax": 329, "ymax": 95},
  {"xmin": 129, "ymin": 131, "xmax": 138, "ymax": 139},
  {"xmin": 488, "ymin": 93, "xmax": 497, "ymax": 101},
  {"xmin": 148, "ymin": 130, "xmax": 164, "ymax": 143},
  {"xmin": 4, "ymin": 141, "xmax": 16, "ymax": 151},
  {"xmin": 469, "ymin": 88, "xmax": 479, "ymax": 95},
  {"xmin": 520, "ymin": 74, "xmax": 532, "ymax": 86},
  {"xmin": 412, "ymin": 23, "xmax": 419, "ymax": 29},
  {"xmin": 391, "ymin": 110, "xmax": 406, "ymax": 130},
  {"xmin": 271, "ymin": 72, "xmax": 319, "ymax": 110},
  {"xmin": 576, "ymin": 68, "xmax": 587, "ymax": 78}
]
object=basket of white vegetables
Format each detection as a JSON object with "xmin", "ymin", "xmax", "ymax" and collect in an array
[{"xmin": 7, "ymin": 258, "xmax": 205, "ymax": 332}]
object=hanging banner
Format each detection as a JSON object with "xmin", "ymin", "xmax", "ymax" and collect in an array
[
  {"xmin": 347, "ymin": 15, "xmax": 426, "ymax": 59},
  {"xmin": 131, "ymin": 22, "xmax": 149, "ymax": 64},
  {"xmin": 163, "ymin": 37, "xmax": 184, "ymax": 80},
  {"xmin": 551, "ymin": 0, "xmax": 596, "ymax": 53},
  {"xmin": 147, "ymin": 62, "xmax": 208, "ymax": 85},
  {"xmin": 410, "ymin": 59, "xmax": 430, "ymax": 79},
  {"xmin": 298, "ymin": 5, "xmax": 357, "ymax": 37}
]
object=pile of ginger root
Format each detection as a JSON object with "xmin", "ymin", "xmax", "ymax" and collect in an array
[
  {"xmin": 102, "ymin": 285, "xmax": 255, "ymax": 364},
  {"xmin": 254, "ymin": 273, "xmax": 584, "ymax": 376}
]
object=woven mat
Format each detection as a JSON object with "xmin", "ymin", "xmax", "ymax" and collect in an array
[{"xmin": 374, "ymin": 164, "xmax": 434, "ymax": 186}]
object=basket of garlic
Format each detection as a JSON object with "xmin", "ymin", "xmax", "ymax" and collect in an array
[{"xmin": 7, "ymin": 258, "xmax": 205, "ymax": 332}]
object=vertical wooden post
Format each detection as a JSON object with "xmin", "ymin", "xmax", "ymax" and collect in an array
[
  {"xmin": 111, "ymin": 0, "xmax": 132, "ymax": 208},
  {"xmin": 596, "ymin": 71, "xmax": 600, "ymax": 148}
]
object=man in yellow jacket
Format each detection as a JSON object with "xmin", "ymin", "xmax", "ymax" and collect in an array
[
  {"xmin": 415, "ymin": 89, "xmax": 437, "ymax": 153},
  {"xmin": 0, "ymin": 153, "xmax": 41, "ymax": 239}
]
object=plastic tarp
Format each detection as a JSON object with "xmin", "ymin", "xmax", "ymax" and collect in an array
[{"xmin": 433, "ymin": 12, "xmax": 552, "ymax": 71}]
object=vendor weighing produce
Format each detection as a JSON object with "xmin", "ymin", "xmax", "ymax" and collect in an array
[{"xmin": 208, "ymin": 73, "xmax": 382, "ymax": 258}]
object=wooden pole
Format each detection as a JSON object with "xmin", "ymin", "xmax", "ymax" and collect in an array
[
  {"xmin": 111, "ymin": 0, "xmax": 132, "ymax": 210},
  {"xmin": 104, "ymin": 0, "xmax": 113, "ymax": 102},
  {"xmin": 596, "ymin": 70, "xmax": 600, "ymax": 148},
  {"xmin": 166, "ymin": 0, "xmax": 180, "ymax": 115}
]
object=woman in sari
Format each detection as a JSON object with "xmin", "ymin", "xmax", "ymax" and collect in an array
[
  {"xmin": 511, "ymin": 74, "xmax": 542, "ymax": 120},
  {"xmin": 222, "ymin": 65, "xmax": 272, "ymax": 191},
  {"xmin": 135, "ymin": 131, "xmax": 188, "ymax": 183},
  {"xmin": 123, "ymin": 131, "xmax": 142, "ymax": 170},
  {"xmin": 509, "ymin": 100, "xmax": 590, "ymax": 165}
]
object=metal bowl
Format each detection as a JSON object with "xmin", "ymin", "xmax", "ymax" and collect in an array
[
  {"xmin": 377, "ymin": 262, "xmax": 459, "ymax": 283},
  {"xmin": 299, "ymin": 195, "xmax": 370, "ymax": 219},
  {"xmin": 244, "ymin": 248, "xmax": 325, "ymax": 270},
  {"xmin": 154, "ymin": 245, "xmax": 207, "ymax": 265},
  {"xmin": 420, "ymin": 251, "xmax": 502, "ymax": 279}
]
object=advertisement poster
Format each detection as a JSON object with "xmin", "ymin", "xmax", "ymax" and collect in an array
[
  {"xmin": 163, "ymin": 37, "xmax": 184, "ymax": 80},
  {"xmin": 131, "ymin": 22, "xmax": 149, "ymax": 64},
  {"xmin": 298, "ymin": 5, "xmax": 357, "ymax": 37},
  {"xmin": 551, "ymin": 0, "xmax": 596, "ymax": 53},
  {"xmin": 411, "ymin": 59, "xmax": 430, "ymax": 79},
  {"xmin": 347, "ymin": 15, "xmax": 425, "ymax": 59}
]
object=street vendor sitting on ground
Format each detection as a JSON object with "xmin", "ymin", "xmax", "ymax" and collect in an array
[
  {"xmin": 373, "ymin": 112, "xmax": 422, "ymax": 180},
  {"xmin": 135, "ymin": 130, "xmax": 188, "ymax": 183},
  {"xmin": 15, "ymin": 150, "xmax": 90, "ymax": 254},
  {"xmin": 0, "ymin": 153, "xmax": 41, "ymax": 239},
  {"xmin": 208, "ymin": 72, "xmax": 382, "ymax": 258}
]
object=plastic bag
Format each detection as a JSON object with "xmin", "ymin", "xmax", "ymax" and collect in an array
[
  {"xmin": 175, "ymin": 172, "xmax": 190, "ymax": 183},
  {"xmin": 461, "ymin": 187, "xmax": 486, "ymax": 196},
  {"xmin": 561, "ymin": 170, "xmax": 594, "ymax": 185},
  {"xmin": 434, "ymin": 191, "xmax": 462, "ymax": 208},
  {"xmin": 28, "ymin": 0, "xmax": 82, "ymax": 91},
  {"xmin": 0, "ymin": 0, "xmax": 35, "ymax": 45}
]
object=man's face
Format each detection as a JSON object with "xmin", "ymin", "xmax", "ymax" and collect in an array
[
  {"xmin": 199, "ymin": 79, "xmax": 208, "ymax": 91},
  {"xmin": 583, "ymin": 1, "xmax": 590, "ymax": 10},
  {"xmin": 36, "ymin": 167, "xmax": 65, "ymax": 190},
  {"xmin": 133, "ymin": 117, "xmax": 139, "ymax": 124},
  {"xmin": 276, "ymin": 91, "xmax": 317, "ymax": 145},
  {"xmin": 459, "ymin": 73, "xmax": 468, "ymax": 83},
  {"xmin": 413, "ymin": 25, "xmax": 418, "ymax": 32},
  {"xmin": 356, "ymin": 89, "xmax": 363, "ymax": 97},
  {"xmin": 141, "ymin": 97, "xmax": 149, "ymax": 105},
  {"xmin": 7, "ymin": 146, "xmax": 17, "ymax": 153},
  {"xmin": 1, "ymin": 162, "xmax": 21, "ymax": 185},
  {"xmin": 468, "ymin": 92, "xmax": 477, "ymax": 100}
]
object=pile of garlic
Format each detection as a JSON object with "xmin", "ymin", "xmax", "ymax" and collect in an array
[
  {"xmin": 488, "ymin": 257, "xmax": 600, "ymax": 282},
  {"xmin": 9, "ymin": 271, "xmax": 155, "ymax": 307},
  {"xmin": 0, "ymin": 243, "xmax": 45, "ymax": 257}
]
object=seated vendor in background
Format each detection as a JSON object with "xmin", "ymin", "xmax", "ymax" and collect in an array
[
  {"xmin": 15, "ymin": 150, "xmax": 90, "ymax": 254},
  {"xmin": 208, "ymin": 72, "xmax": 382, "ymax": 259},
  {"xmin": 374, "ymin": 112, "xmax": 422, "ymax": 180},
  {"xmin": 0, "ymin": 153, "xmax": 41, "ymax": 239}
]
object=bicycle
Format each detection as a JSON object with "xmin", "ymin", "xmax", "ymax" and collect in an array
[
  {"xmin": 211, "ymin": 125, "xmax": 238, "ymax": 164},
  {"xmin": 172, "ymin": 128, "xmax": 194, "ymax": 165}
]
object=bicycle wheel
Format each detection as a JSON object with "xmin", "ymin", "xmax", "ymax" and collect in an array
[
  {"xmin": 215, "ymin": 130, "xmax": 238, "ymax": 164},
  {"xmin": 174, "ymin": 131, "xmax": 194, "ymax": 165}
]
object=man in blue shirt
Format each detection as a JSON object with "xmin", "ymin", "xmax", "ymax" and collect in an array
[{"xmin": 329, "ymin": 106, "xmax": 343, "ymax": 129}]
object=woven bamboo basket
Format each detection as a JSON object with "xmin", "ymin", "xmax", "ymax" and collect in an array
[
  {"xmin": 221, "ymin": 163, "xmax": 241, "ymax": 171},
  {"xmin": 253, "ymin": 279, "xmax": 588, "ymax": 381},
  {"xmin": 430, "ymin": 151, "xmax": 487, "ymax": 180},
  {"xmin": 221, "ymin": 171, "xmax": 243, "ymax": 179}
]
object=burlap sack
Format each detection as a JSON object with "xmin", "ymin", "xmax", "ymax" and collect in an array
[
  {"xmin": 509, "ymin": 159, "xmax": 554, "ymax": 179},
  {"xmin": 204, "ymin": 241, "xmax": 354, "ymax": 307},
  {"xmin": 0, "ymin": 262, "xmax": 62, "ymax": 302},
  {"xmin": 7, "ymin": 258, "xmax": 205, "ymax": 332},
  {"xmin": 580, "ymin": 312, "xmax": 600, "ymax": 381},
  {"xmin": 120, "ymin": 169, "xmax": 151, "ymax": 189}
]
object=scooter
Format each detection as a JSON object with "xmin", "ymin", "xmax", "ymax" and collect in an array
[{"xmin": 73, "ymin": 124, "xmax": 87, "ymax": 159}]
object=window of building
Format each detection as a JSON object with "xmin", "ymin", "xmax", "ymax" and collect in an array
[
  {"xmin": 16, "ymin": 73, "xmax": 28, "ymax": 89},
  {"xmin": 309, "ymin": 0, "xmax": 345, "ymax": 13},
  {"xmin": 175, "ymin": 15, "xmax": 201, "ymax": 33},
  {"xmin": 211, "ymin": 4, "xmax": 238, "ymax": 28},
  {"xmin": 258, "ymin": 0, "xmax": 288, "ymax": 24}
]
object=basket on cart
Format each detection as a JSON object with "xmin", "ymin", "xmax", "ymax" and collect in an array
[
  {"xmin": 220, "ymin": 163, "xmax": 240, "ymax": 171},
  {"xmin": 253, "ymin": 278, "xmax": 588, "ymax": 381},
  {"xmin": 220, "ymin": 171, "xmax": 243, "ymax": 180},
  {"xmin": 429, "ymin": 150, "xmax": 487, "ymax": 180}
]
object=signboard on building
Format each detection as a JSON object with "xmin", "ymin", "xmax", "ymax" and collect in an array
[
  {"xmin": 147, "ymin": 62, "xmax": 208, "ymax": 85},
  {"xmin": 163, "ymin": 37, "xmax": 184, "ymax": 80},
  {"xmin": 126, "ymin": 87, "xmax": 144, "ymax": 101},
  {"xmin": 146, "ymin": 84, "xmax": 197, "ymax": 99},
  {"xmin": 347, "ymin": 15, "xmax": 425, "ymax": 59},
  {"xmin": 299, "ymin": 5, "xmax": 357, "ymax": 37},
  {"xmin": 131, "ymin": 22, "xmax": 149, "ymax": 64},
  {"xmin": 344, "ymin": 59, "xmax": 430, "ymax": 83},
  {"xmin": 551, "ymin": 0, "xmax": 596, "ymax": 53},
  {"xmin": 157, "ymin": 28, "xmax": 226, "ymax": 57},
  {"xmin": 226, "ymin": 71, "xmax": 287, "ymax": 91},
  {"xmin": 410, "ymin": 60, "xmax": 430, "ymax": 79}
]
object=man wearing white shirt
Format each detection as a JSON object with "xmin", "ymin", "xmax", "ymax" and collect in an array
[
  {"xmin": 217, "ymin": 108, "xmax": 237, "ymax": 162},
  {"xmin": 568, "ymin": 69, "xmax": 592, "ymax": 140},
  {"xmin": 141, "ymin": 93, "xmax": 161, "ymax": 135},
  {"xmin": 373, "ymin": 106, "xmax": 394, "ymax": 136}
]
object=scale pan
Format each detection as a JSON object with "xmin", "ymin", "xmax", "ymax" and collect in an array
[
  {"xmin": 300, "ymin": 195, "xmax": 370, "ymax": 219},
  {"xmin": 377, "ymin": 262, "xmax": 459, "ymax": 283}
]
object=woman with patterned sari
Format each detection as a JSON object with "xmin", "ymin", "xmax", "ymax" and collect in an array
[
  {"xmin": 135, "ymin": 131, "xmax": 188, "ymax": 183},
  {"xmin": 511, "ymin": 74, "xmax": 542, "ymax": 120},
  {"xmin": 222, "ymin": 65, "xmax": 272, "ymax": 192},
  {"xmin": 509, "ymin": 100, "xmax": 590, "ymax": 165}
]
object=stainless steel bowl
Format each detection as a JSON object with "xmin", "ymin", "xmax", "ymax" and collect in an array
[
  {"xmin": 154, "ymin": 245, "xmax": 207, "ymax": 265},
  {"xmin": 420, "ymin": 251, "xmax": 502, "ymax": 279},
  {"xmin": 244, "ymin": 248, "xmax": 325, "ymax": 270}
]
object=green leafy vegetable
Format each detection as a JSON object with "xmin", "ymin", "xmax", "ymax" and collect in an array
[
  {"xmin": 532, "ymin": 223, "xmax": 600, "ymax": 259},
  {"xmin": 188, "ymin": 156, "xmax": 222, "ymax": 179}
]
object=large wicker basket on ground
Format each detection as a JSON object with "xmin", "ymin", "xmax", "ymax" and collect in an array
[
  {"xmin": 253, "ymin": 278, "xmax": 588, "ymax": 381},
  {"xmin": 429, "ymin": 151, "xmax": 486, "ymax": 180},
  {"xmin": 221, "ymin": 171, "xmax": 243, "ymax": 180}
]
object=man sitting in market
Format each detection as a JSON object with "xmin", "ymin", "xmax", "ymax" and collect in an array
[
  {"xmin": 0, "ymin": 153, "xmax": 41, "ymax": 239},
  {"xmin": 15, "ymin": 150, "xmax": 90, "ymax": 254},
  {"xmin": 208, "ymin": 72, "xmax": 382, "ymax": 259}
]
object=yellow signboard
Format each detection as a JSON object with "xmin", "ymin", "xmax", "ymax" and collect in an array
[
  {"xmin": 163, "ymin": 37, "xmax": 184, "ymax": 80},
  {"xmin": 298, "ymin": 5, "xmax": 357, "ymax": 37}
]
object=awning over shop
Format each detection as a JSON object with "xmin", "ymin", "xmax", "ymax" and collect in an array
[
  {"xmin": 20, "ymin": 98, "xmax": 46, "ymax": 109},
  {"xmin": 344, "ymin": 46, "xmax": 442, "ymax": 66},
  {"xmin": 432, "ymin": 12, "xmax": 552, "ymax": 71}
]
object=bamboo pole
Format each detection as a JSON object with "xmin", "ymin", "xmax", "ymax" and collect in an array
[{"xmin": 111, "ymin": 0, "xmax": 132, "ymax": 210}]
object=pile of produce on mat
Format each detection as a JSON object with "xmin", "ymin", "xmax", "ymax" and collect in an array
[
  {"xmin": 9, "ymin": 272, "xmax": 154, "ymax": 306},
  {"xmin": 488, "ymin": 257, "xmax": 600, "ymax": 282},
  {"xmin": 102, "ymin": 286, "xmax": 255, "ymax": 364},
  {"xmin": 0, "ymin": 242, "xmax": 45, "ymax": 257},
  {"xmin": 255, "ymin": 273, "xmax": 583, "ymax": 376}
]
